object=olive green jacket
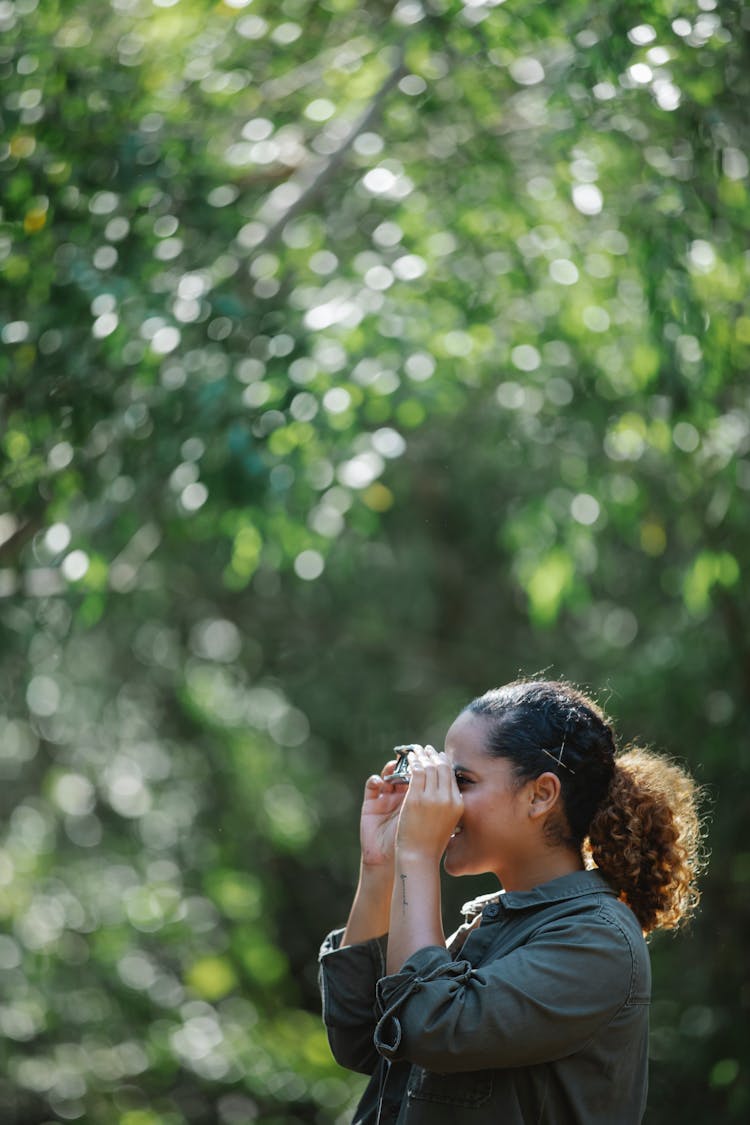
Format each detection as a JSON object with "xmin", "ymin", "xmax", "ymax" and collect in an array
[{"xmin": 319, "ymin": 870, "xmax": 650, "ymax": 1124}]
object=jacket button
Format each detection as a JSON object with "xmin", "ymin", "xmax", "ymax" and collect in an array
[{"xmin": 483, "ymin": 903, "xmax": 500, "ymax": 920}]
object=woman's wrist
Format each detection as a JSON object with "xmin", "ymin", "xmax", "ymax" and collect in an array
[
  {"xmin": 386, "ymin": 850, "xmax": 444, "ymax": 973},
  {"xmin": 342, "ymin": 861, "xmax": 394, "ymax": 946},
  {"xmin": 360, "ymin": 857, "xmax": 395, "ymax": 883},
  {"xmin": 355, "ymin": 860, "xmax": 395, "ymax": 910},
  {"xmin": 394, "ymin": 845, "xmax": 442, "ymax": 869}
]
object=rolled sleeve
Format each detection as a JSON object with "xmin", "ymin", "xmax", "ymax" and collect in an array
[
  {"xmin": 318, "ymin": 928, "xmax": 388, "ymax": 1075},
  {"xmin": 371, "ymin": 917, "xmax": 636, "ymax": 1074}
]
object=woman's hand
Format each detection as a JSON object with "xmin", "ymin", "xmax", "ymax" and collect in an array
[
  {"xmin": 395, "ymin": 744, "xmax": 463, "ymax": 863},
  {"xmin": 385, "ymin": 746, "xmax": 461, "ymax": 971},
  {"xmin": 342, "ymin": 761, "xmax": 407, "ymax": 946},
  {"xmin": 359, "ymin": 760, "xmax": 408, "ymax": 869}
]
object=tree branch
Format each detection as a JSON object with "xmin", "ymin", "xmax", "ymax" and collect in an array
[
  {"xmin": 250, "ymin": 50, "xmax": 407, "ymax": 256},
  {"xmin": 0, "ymin": 512, "xmax": 45, "ymax": 565}
]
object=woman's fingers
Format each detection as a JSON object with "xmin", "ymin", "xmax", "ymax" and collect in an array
[
  {"xmin": 422, "ymin": 744, "xmax": 452, "ymax": 792},
  {"xmin": 433, "ymin": 747, "xmax": 460, "ymax": 798},
  {"xmin": 365, "ymin": 767, "xmax": 399, "ymax": 800},
  {"xmin": 377, "ymin": 743, "xmax": 457, "ymax": 800},
  {"xmin": 394, "ymin": 744, "xmax": 463, "ymax": 861},
  {"xmin": 408, "ymin": 744, "xmax": 455, "ymax": 797},
  {"xmin": 407, "ymin": 744, "xmax": 429, "ymax": 793}
]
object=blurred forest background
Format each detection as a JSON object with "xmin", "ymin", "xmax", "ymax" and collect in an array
[{"xmin": 1, "ymin": 0, "xmax": 748, "ymax": 1122}]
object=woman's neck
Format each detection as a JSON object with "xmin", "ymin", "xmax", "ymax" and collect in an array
[{"xmin": 495, "ymin": 847, "xmax": 584, "ymax": 893}]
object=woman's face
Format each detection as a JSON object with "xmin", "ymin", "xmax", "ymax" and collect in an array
[{"xmin": 442, "ymin": 710, "xmax": 536, "ymax": 883}]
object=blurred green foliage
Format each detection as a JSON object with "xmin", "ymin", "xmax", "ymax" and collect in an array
[{"xmin": 1, "ymin": 0, "xmax": 749, "ymax": 1121}]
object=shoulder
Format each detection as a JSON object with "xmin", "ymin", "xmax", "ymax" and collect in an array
[
  {"xmin": 529, "ymin": 891, "xmax": 651, "ymax": 1004},
  {"xmin": 595, "ymin": 895, "xmax": 651, "ymax": 998}
]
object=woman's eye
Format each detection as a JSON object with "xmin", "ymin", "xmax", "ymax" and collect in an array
[{"xmin": 454, "ymin": 773, "xmax": 472, "ymax": 787}]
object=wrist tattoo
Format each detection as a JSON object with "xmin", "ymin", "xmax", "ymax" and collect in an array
[{"xmin": 400, "ymin": 872, "xmax": 408, "ymax": 914}]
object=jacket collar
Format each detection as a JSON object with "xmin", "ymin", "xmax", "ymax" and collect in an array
[{"xmin": 460, "ymin": 868, "xmax": 616, "ymax": 920}]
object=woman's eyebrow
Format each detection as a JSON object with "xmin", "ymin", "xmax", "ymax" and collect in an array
[{"xmin": 452, "ymin": 764, "xmax": 477, "ymax": 775}]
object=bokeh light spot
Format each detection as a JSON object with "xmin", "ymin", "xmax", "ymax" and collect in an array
[{"xmin": 293, "ymin": 550, "xmax": 324, "ymax": 580}]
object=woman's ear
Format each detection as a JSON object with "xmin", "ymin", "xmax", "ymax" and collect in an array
[{"xmin": 528, "ymin": 771, "xmax": 562, "ymax": 819}]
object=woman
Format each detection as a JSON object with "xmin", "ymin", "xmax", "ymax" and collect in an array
[{"xmin": 319, "ymin": 680, "xmax": 703, "ymax": 1124}]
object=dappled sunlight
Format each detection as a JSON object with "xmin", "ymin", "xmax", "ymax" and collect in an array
[{"xmin": 0, "ymin": 0, "xmax": 748, "ymax": 1120}]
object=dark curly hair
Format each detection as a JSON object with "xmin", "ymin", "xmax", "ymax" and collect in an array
[{"xmin": 466, "ymin": 680, "xmax": 705, "ymax": 935}]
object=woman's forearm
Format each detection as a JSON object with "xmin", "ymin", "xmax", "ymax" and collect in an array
[
  {"xmin": 341, "ymin": 862, "xmax": 394, "ymax": 946},
  {"xmin": 386, "ymin": 851, "xmax": 445, "ymax": 974}
]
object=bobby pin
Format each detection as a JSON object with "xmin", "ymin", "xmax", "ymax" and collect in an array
[{"xmin": 540, "ymin": 740, "xmax": 576, "ymax": 775}]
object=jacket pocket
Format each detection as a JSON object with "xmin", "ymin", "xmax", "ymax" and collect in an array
[{"xmin": 407, "ymin": 1066, "xmax": 493, "ymax": 1107}]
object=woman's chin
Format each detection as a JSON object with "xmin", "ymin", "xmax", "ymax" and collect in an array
[{"xmin": 443, "ymin": 840, "xmax": 469, "ymax": 876}]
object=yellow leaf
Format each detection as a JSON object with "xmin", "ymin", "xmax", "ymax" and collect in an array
[
  {"xmin": 522, "ymin": 549, "xmax": 574, "ymax": 627},
  {"xmin": 24, "ymin": 209, "xmax": 47, "ymax": 234},
  {"xmin": 640, "ymin": 521, "xmax": 666, "ymax": 557},
  {"xmin": 185, "ymin": 956, "xmax": 237, "ymax": 1000},
  {"xmin": 10, "ymin": 134, "xmax": 36, "ymax": 158},
  {"xmin": 362, "ymin": 483, "xmax": 394, "ymax": 511},
  {"xmin": 683, "ymin": 551, "xmax": 739, "ymax": 615}
]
